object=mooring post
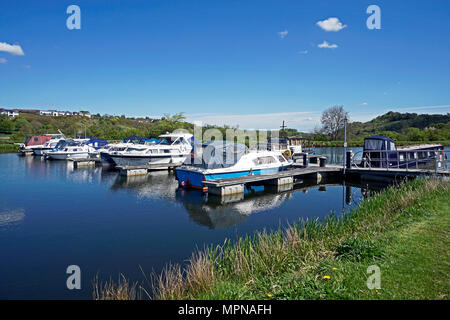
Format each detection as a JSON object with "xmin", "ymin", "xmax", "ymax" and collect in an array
[
  {"xmin": 345, "ymin": 150, "xmax": 353, "ymax": 172},
  {"xmin": 302, "ymin": 153, "xmax": 308, "ymax": 167}
]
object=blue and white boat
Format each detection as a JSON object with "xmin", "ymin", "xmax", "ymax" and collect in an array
[{"xmin": 176, "ymin": 141, "xmax": 293, "ymax": 190}]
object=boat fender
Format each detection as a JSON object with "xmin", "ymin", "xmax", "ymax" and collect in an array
[{"xmin": 283, "ymin": 149, "xmax": 292, "ymax": 159}]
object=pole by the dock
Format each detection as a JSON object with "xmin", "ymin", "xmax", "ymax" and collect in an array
[{"xmin": 343, "ymin": 117, "xmax": 347, "ymax": 174}]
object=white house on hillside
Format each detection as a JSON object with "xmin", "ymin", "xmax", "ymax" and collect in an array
[{"xmin": 0, "ymin": 108, "xmax": 19, "ymax": 117}]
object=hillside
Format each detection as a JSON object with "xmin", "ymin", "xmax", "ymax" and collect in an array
[
  {"xmin": 0, "ymin": 110, "xmax": 449, "ymax": 148},
  {"xmin": 338, "ymin": 112, "xmax": 450, "ymax": 142}
]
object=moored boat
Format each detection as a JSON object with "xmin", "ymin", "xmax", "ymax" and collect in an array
[
  {"xmin": 109, "ymin": 133, "xmax": 194, "ymax": 168},
  {"xmin": 176, "ymin": 141, "xmax": 293, "ymax": 190},
  {"xmin": 32, "ymin": 133, "xmax": 66, "ymax": 156},
  {"xmin": 360, "ymin": 136, "xmax": 445, "ymax": 169},
  {"xmin": 45, "ymin": 140, "xmax": 96, "ymax": 160}
]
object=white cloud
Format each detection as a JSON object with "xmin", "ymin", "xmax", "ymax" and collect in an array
[
  {"xmin": 278, "ymin": 30, "xmax": 288, "ymax": 39},
  {"xmin": 316, "ymin": 17, "xmax": 347, "ymax": 32},
  {"xmin": 0, "ymin": 58, "xmax": 7, "ymax": 64},
  {"xmin": 298, "ymin": 50, "xmax": 308, "ymax": 54},
  {"xmin": 360, "ymin": 102, "xmax": 368, "ymax": 106},
  {"xmin": 318, "ymin": 41, "xmax": 338, "ymax": 49},
  {"xmin": 0, "ymin": 42, "xmax": 25, "ymax": 56}
]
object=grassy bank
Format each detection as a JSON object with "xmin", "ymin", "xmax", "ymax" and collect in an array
[
  {"xmin": 94, "ymin": 178, "xmax": 449, "ymax": 300},
  {"xmin": 0, "ymin": 143, "xmax": 18, "ymax": 154}
]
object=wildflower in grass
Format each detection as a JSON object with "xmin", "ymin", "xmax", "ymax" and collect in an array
[
  {"xmin": 323, "ymin": 275, "xmax": 331, "ymax": 280},
  {"xmin": 332, "ymin": 267, "xmax": 337, "ymax": 271},
  {"xmin": 267, "ymin": 293, "xmax": 273, "ymax": 298}
]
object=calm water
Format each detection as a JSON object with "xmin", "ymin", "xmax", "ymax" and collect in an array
[{"xmin": 0, "ymin": 150, "xmax": 382, "ymax": 299}]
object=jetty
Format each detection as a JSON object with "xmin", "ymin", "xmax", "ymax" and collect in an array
[
  {"xmin": 116, "ymin": 163, "xmax": 180, "ymax": 176},
  {"xmin": 200, "ymin": 150, "xmax": 449, "ymax": 196},
  {"xmin": 69, "ymin": 157, "xmax": 102, "ymax": 168},
  {"xmin": 203, "ymin": 164, "xmax": 341, "ymax": 196}
]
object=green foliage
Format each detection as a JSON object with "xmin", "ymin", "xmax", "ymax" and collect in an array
[
  {"xmin": 0, "ymin": 112, "xmax": 193, "ymax": 141},
  {"xmin": 348, "ymin": 112, "xmax": 450, "ymax": 141},
  {"xmin": 0, "ymin": 115, "xmax": 15, "ymax": 133},
  {"xmin": 0, "ymin": 143, "xmax": 18, "ymax": 153},
  {"xmin": 335, "ymin": 237, "xmax": 383, "ymax": 261}
]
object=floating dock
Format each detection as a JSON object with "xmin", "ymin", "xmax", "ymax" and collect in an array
[
  {"xmin": 202, "ymin": 164, "xmax": 342, "ymax": 196},
  {"xmin": 200, "ymin": 158, "xmax": 449, "ymax": 196},
  {"xmin": 116, "ymin": 163, "xmax": 180, "ymax": 176},
  {"xmin": 68, "ymin": 157, "xmax": 102, "ymax": 168}
]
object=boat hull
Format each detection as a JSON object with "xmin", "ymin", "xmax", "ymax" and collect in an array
[
  {"xmin": 176, "ymin": 165, "xmax": 291, "ymax": 189},
  {"xmin": 110, "ymin": 154, "xmax": 189, "ymax": 167},
  {"xmin": 47, "ymin": 152, "xmax": 90, "ymax": 160},
  {"xmin": 33, "ymin": 148, "xmax": 53, "ymax": 156}
]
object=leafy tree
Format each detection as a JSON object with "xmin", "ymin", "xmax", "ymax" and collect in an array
[{"xmin": 0, "ymin": 116, "xmax": 15, "ymax": 133}]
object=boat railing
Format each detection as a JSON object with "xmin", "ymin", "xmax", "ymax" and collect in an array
[{"xmin": 349, "ymin": 149, "xmax": 448, "ymax": 172}]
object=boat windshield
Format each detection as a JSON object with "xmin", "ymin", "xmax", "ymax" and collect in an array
[
  {"xmin": 158, "ymin": 137, "xmax": 179, "ymax": 145},
  {"xmin": 364, "ymin": 139, "xmax": 384, "ymax": 150},
  {"xmin": 55, "ymin": 140, "xmax": 82, "ymax": 149}
]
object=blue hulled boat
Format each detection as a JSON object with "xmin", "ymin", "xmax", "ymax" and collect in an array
[{"xmin": 176, "ymin": 141, "xmax": 293, "ymax": 190}]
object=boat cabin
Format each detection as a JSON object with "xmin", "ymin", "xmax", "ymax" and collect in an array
[{"xmin": 362, "ymin": 136, "xmax": 444, "ymax": 169}]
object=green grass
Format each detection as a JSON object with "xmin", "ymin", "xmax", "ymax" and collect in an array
[
  {"xmin": 95, "ymin": 178, "xmax": 450, "ymax": 300},
  {"xmin": 0, "ymin": 143, "xmax": 18, "ymax": 153}
]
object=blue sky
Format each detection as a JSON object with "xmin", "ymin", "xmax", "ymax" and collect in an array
[{"xmin": 1, "ymin": 0, "xmax": 449, "ymax": 130}]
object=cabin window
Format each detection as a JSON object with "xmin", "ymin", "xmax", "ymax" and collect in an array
[
  {"xmin": 364, "ymin": 139, "xmax": 384, "ymax": 150},
  {"xmin": 278, "ymin": 155, "xmax": 287, "ymax": 163},
  {"xmin": 388, "ymin": 142, "xmax": 396, "ymax": 150},
  {"xmin": 34, "ymin": 137, "xmax": 39, "ymax": 142},
  {"xmin": 253, "ymin": 156, "xmax": 276, "ymax": 165}
]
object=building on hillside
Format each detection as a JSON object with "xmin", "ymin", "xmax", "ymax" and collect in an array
[{"xmin": 0, "ymin": 108, "xmax": 19, "ymax": 117}]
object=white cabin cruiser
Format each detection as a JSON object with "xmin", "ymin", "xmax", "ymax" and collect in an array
[
  {"xmin": 45, "ymin": 140, "xmax": 96, "ymax": 160},
  {"xmin": 109, "ymin": 133, "xmax": 194, "ymax": 168},
  {"xmin": 176, "ymin": 141, "xmax": 293, "ymax": 190},
  {"xmin": 99, "ymin": 136, "xmax": 148, "ymax": 165}
]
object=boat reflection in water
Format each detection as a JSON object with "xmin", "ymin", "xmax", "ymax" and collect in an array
[
  {"xmin": 110, "ymin": 170, "xmax": 179, "ymax": 201},
  {"xmin": 175, "ymin": 176, "xmax": 393, "ymax": 229},
  {"xmin": 176, "ymin": 185, "xmax": 293, "ymax": 229}
]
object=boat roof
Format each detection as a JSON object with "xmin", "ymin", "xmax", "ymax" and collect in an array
[
  {"xmin": 201, "ymin": 141, "xmax": 248, "ymax": 150},
  {"xmin": 159, "ymin": 133, "xmax": 193, "ymax": 138},
  {"xmin": 84, "ymin": 138, "xmax": 108, "ymax": 144},
  {"xmin": 365, "ymin": 136, "xmax": 395, "ymax": 142},
  {"xmin": 122, "ymin": 136, "xmax": 147, "ymax": 143}
]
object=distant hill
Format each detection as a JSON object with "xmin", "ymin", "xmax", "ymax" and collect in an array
[{"xmin": 350, "ymin": 112, "xmax": 450, "ymax": 135}]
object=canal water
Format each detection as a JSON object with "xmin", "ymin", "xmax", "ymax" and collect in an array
[{"xmin": 0, "ymin": 149, "xmax": 393, "ymax": 299}]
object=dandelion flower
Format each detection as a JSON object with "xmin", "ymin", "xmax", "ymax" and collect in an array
[
  {"xmin": 332, "ymin": 268, "xmax": 337, "ymax": 271},
  {"xmin": 267, "ymin": 293, "xmax": 273, "ymax": 298},
  {"xmin": 323, "ymin": 275, "xmax": 331, "ymax": 280}
]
